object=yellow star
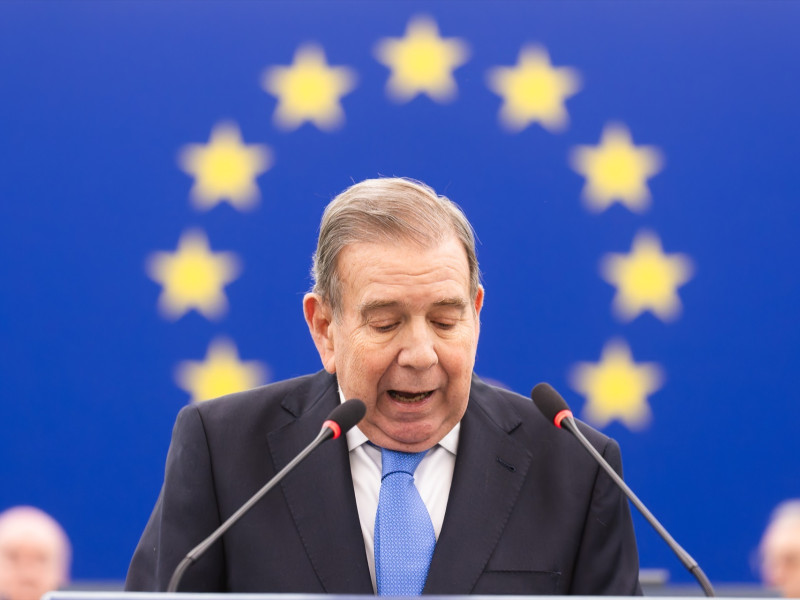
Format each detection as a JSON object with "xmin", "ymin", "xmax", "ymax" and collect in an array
[
  {"xmin": 262, "ymin": 44, "xmax": 357, "ymax": 131},
  {"xmin": 374, "ymin": 15, "xmax": 469, "ymax": 103},
  {"xmin": 146, "ymin": 229, "xmax": 241, "ymax": 321},
  {"xmin": 178, "ymin": 122, "xmax": 273, "ymax": 212},
  {"xmin": 570, "ymin": 123, "xmax": 664, "ymax": 213},
  {"xmin": 175, "ymin": 337, "xmax": 268, "ymax": 403},
  {"xmin": 601, "ymin": 230, "xmax": 694, "ymax": 322},
  {"xmin": 570, "ymin": 339, "xmax": 664, "ymax": 430},
  {"xmin": 486, "ymin": 45, "xmax": 580, "ymax": 133}
]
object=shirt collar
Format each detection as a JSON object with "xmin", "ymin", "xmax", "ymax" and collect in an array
[{"xmin": 338, "ymin": 385, "xmax": 460, "ymax": 455}]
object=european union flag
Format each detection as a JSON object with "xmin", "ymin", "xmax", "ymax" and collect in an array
[{"xmin": 1, "ymin": 1, "xmax": 798, "ymax": 587}]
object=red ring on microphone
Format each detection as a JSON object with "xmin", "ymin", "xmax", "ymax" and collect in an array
[
  {"xmin": 554, "ymin": 409, "xmax": 573, "ymax": 429},
  {"xmin": 323, "ymin": 419, "xmax": 342, "ymax": 439}
]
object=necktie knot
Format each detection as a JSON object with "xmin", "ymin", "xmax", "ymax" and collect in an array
[{"xmin": 381, "ymin": 448, "xmax": 426, "ymax": 478}]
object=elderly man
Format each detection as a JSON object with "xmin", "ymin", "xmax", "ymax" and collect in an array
[
  {"xmin": 126, "ymin": 177, "xmax": 641, "ymax": 595},
  {"xmin": 761, "ymin": 500, "xmax": 800, "ymax": 598},
  {"xmin": 0, "ymin": 507, "xmax": 70, "ymax": 600}
]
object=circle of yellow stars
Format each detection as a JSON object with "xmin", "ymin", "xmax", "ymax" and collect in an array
[
  {"xmin": 567, "ymin": 121, "xmax": 693, "ymax": 428},
  {"xmin": 144, "ymin": 14, "xmax": 695, "ymax": 425}
]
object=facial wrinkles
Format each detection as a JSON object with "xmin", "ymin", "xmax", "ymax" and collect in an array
[
  {"xmin": 340, "ymin": 237, "xmax": 465, "ymax": 287},
  {"xmin": 342, "ymin": 257, "xmax": 471, "ymax": 348},
  {"xmin": 326, "ymin": 237, "xmax": 479, "ymax": 451}
]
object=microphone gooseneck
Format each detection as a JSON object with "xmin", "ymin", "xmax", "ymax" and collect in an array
[
  {"xmin": 531, "ymin": 383, "xmax": 716, "ymax": 597},
  {"xmin": 166, "ymin": 398, "xmax": 366, "ymax": 593}
]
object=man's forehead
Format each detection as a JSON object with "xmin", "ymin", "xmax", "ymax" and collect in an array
[
  {"xmin": 335, "ymin": 236, "xmax": 474, "ymax": 312},
  {"xmin": 765, "ymin": 521, "xmax": 800, "ymax": 550},
  {"xmin": 0, "ymin": 518, "xmax": 63, "ymax": 547},
  {"xmin": 338, "ymin": 236, "xmax": 469, "ymax": 270}
]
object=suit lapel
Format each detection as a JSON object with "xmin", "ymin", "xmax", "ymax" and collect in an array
[
  {"xmin": 424, "ymin": 381, "xmax": 532, "ymax": 594},
  {"xmin": 266, "ymin": 374, "xmax": 373, "ymax": 593}
]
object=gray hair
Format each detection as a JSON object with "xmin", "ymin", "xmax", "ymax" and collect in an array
[{"xmin": 311, "ymin": 177, "xmax": 480, "ymax": 316}]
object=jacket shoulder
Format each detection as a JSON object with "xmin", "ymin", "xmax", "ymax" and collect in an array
[
  {"xmin": 470, "ymin": 376, "xmax": 616, "ymax": 455},
  {"xmin": 180, "ymin": 370, "xmax": 337, "ymax": 432}
]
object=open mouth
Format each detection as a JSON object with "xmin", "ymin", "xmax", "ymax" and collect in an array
[{"xmin": 387, "ymin": 390, "xmax": 434, "ymax": 403}]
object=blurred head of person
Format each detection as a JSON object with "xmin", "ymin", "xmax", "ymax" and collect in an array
[
  {"xmin": 0, "ymin": 507, "xmax": 70, "ymax": 600},
  {"xmin": 761, "ymin": 500, "xmax": 800, "ymax": 598}
]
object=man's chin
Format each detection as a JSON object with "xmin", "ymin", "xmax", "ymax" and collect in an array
[{"xmin": 361, "ymin": 421, "xmax": 445, "ymax": 453}]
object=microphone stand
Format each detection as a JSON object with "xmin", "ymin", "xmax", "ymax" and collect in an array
[{"xmin": 561, "ymin": 416, "xmax": 716, "ymax": 597}]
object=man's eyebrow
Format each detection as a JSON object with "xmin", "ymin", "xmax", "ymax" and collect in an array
[
  {"xmin": 358, "ymin": 298, "xmax": 467, "ymax": 313},
  {"xmin": 359, "ymin": 300, "xmax": 400, "ymax": 313},
  {"xmin": 433, "ymin": 297, "xmax": 468, "ymax": 308}
]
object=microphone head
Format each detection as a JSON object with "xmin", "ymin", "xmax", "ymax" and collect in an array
[
  {"xmin": 530, "ymin": 382, "xmax": 573, "ymax": 428},
  {"xmin": 323, "ymin": 399, "xmax": 366, "ymax": 438}
]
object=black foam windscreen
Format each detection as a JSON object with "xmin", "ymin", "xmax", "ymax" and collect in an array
[
  {"xmin": 327, "ymin": 398, "xmax": 367, "ymax": 433},
  {"xmin": 530, "ymin": 382, "xmax": 571, "ymax": 424}
]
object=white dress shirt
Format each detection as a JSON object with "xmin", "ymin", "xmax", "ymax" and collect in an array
[{"xmin": 340, "ymin": 390, "xmax": 459, "ymax": 592}]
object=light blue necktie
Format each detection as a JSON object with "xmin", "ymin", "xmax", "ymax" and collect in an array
[{"xmin": 374, "ymin": 448, "xmax": 436, "ymax": 596}]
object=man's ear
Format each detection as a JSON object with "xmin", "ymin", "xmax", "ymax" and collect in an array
[
  {"xmin": 473, "ymin": 285, "xmax": 485, "ymax": 340},
  {"xmin": 303, "ymin": 293, "xmax": 336, "ymax": 373},
  {"xmin": 474, "ymin": 285, "xmax": 485, "ymax": 315}
]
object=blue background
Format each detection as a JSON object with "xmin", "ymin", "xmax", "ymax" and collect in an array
[{"xmin": 1, "ymin": 0, "xmax": 798, "ymax": 587}]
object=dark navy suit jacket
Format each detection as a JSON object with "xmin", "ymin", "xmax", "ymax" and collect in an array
[{"xmin": 125, "ymin": 371, "xmax": 641, "ymax": 595}]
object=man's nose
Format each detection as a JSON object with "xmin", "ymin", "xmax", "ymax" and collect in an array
[{"xmin": 396, "ymin": 319, "xmax": 438, "ymax": 370}]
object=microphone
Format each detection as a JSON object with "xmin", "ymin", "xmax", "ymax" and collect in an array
[
  {"xmin": 166, "ymin": 398, "xmax": 367, "ymax": 593},
  {"xmin": 531, "ymin": 383, "xmax": 716, "ymax": 597}
]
